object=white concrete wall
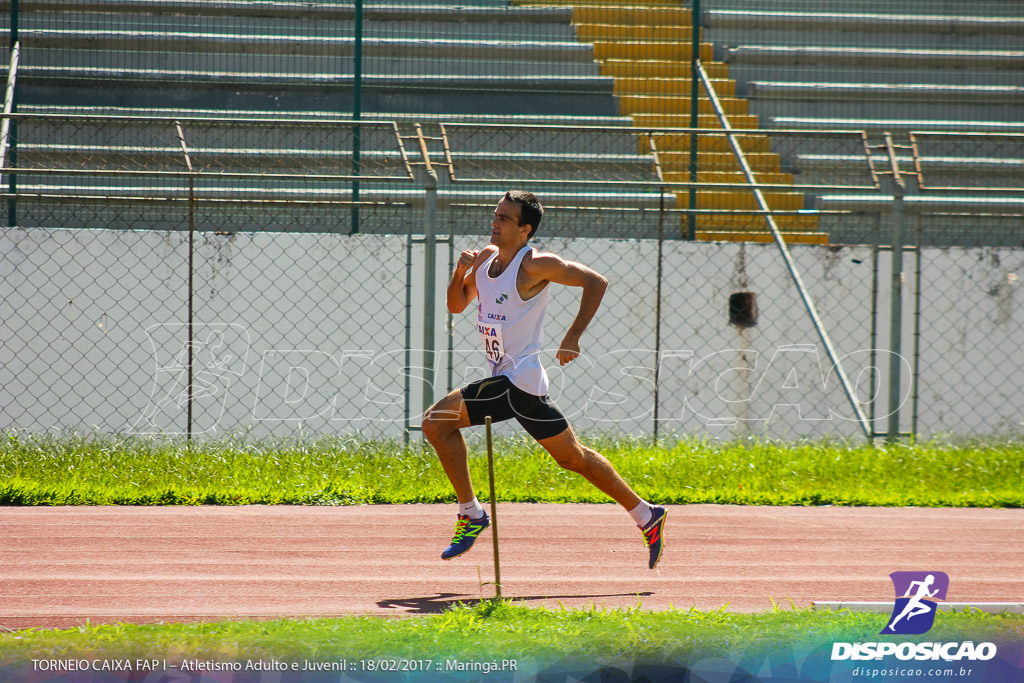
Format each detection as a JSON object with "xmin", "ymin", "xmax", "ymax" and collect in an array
[{"xmin": 2, "ymin": 227, "xmax": 1020, "ymax": 441}]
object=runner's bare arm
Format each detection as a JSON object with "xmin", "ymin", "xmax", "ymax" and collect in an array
[
  {"xmin": 447, "ymin": 246, "xmax": 496, "ymax": 314},
  {"xmin": 523, "ymin": 253, "xmax": 608, "ymax": 365}
]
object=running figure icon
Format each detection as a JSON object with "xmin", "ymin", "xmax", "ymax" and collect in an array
[{"xmin": 885, "ymin": 573, "xmax": 940, "ymax": 633}]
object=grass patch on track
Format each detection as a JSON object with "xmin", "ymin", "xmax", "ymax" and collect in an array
[
  {"xmin": 1, "ymin": 602, "xmax": 1020, "ymax": 666},
  {"xmin": 1, "ymin": 432, "xmax": 1021, "ymax": 507}
]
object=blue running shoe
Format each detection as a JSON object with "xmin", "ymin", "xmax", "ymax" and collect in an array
[
  {"xmin": 441, "ymin": 512, "xmax": 490, "ymax": 560},
  {"xmin": 641, "ymin": 506, "xmax": 667, "ymax": 569}
]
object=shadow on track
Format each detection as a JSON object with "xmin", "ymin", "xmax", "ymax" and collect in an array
[{"xmin": 377, "ymin": 591, "xmax": 655, "ymax": 614}]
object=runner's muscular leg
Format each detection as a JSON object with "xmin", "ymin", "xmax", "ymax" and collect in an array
[
  {"xmin": 422, "ymin": 389, "xmax": 476, "ymax": 504},
  {"xmin": 537, "ymin": 425, "xmax": 642, "ymax": 511}
]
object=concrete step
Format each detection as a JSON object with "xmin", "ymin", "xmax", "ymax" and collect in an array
[
  {"xmin": 727, "ymin": 65, "xmax": 1023, "ymax": 91},
  {"xmin": 750, "ymin": 81, "xmax": 1024, "ymax": 104},
  {"xmin": 18, "ymin": 19, "xmax": 576, "ymax": 43},
  {"xmin": 7, "ymin": 184, "xmax": 672, "ymax": 209},
  {"xmin": 770, "ymin": 117, "xmax": 1024, "ymax": 133},
  {"xmin": 24, "ymin": 54, "xmax": 599, "ymax": 78},
  {"xmin": 673, "ymin": 190, "xmax": 806, "ymax": 211},
  {"xmin": 754, "ymin": 105, "xmax": 1024, "ymax": 126},
  {"xmin": 20, "ymin": 70, "xmax": 620, "ymax": 116},
  {"xmin": 599, "ymin": 59, "xmax": 729, "ymax": 79},
  {"xmin": 10, "ymin": 150, "xmax": 661, "ymax": 184},
  {"xmin": 816, "ymin": 194, "xmax": 1024, "ymax": 214},
  {"xmin": 659, "ymin": 151, "xmax": 781, "ymax": 172},
  {"xmin": 695, "ymin": 230, "xmax": 828, "ymax": 245},
  {"xmin": 15, "ymin": 105, "xmax": 636, "ymax": 127},
  {"xmin": 702, "ymin": 1, "xmax": 1022, "ymax": 17},
  {"xmin": 795, "ymin": 153, "xmax": 1024, "ymax": 188},
  {"xmin": 703, "ymin": 11, "xmax": 1024, "ymax": 51},
  {"xmin": 796, "ymin": 154, "xmax": 1024, "ymax": 173},
  {"xmin": 442, "ymin": 126, "xmax": 641, "ymax": 156},
  {"xmin": 19, "ymin": 31, "xmax": 596, "ymax": 62},
  {"xmin": 3, "ymin": 1, "xmax": 537, "ymax": 21},
  {"xmin": 640, "ymin": 133, "xmax": 772, "ymax": 154},
  {"xmin": 747, "ymin": 82, "xmax": 1024, "ymax": 123},
  {"xmin": 22, "ymin": 68, "xmax": 612, "ymax": 92},
  {"xmin": 631, "ymin": 113, "xmax": 761, "ymax": 128},
  {"xmin": 571, "ymin": 6, "xmax": 693, "ymax": 25},
  {"xmin": 690, "ymin": 213, "xmax": 821, "ymax": 230},
  {"xmin": 515, "ymin": 0, "xmax": 682, "ymax": 5},
  {"xmin": 705, "ymin": 10, "xmax": 1024, "ymax": 35},
  {"xmin": 592, "ymin": 42, "xmax": 713, "ymax": 62},
  {"xmin": 725, "ymin": 45, "xmax": 1024, "ymax": 69},
  {"xmin": 445, "ymin": 152, "xmax": 659, "ymax": 182},
  {"xmin": 619, "ymin": 95, "xmax": 748, "ymax": 116},
  {"xmin": 576, "ymin": 24, "xmax": 698, "ymax": 41},
  {"xmin": 662, "ymin": 170, "xmax": 795, "ymax": 185},
  {"xmin": 614, "ymin": 78, "xmax": 735, "ymax": 96},
  {"xmin": 11, "ymin": 145, "xmax": 411, "ymax": 174}
]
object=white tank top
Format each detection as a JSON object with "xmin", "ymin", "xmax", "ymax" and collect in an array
[{"xmin": 475, "ymin": 245, "xmax": 550, "ymax": 396}]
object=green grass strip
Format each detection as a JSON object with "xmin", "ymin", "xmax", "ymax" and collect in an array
[
  {"xmin": 1, "ymin": 602, "xmax": 1021, "ymax": 665},
  {"xmin": 1, "ymin": 432, "xmax": 1021, "ymax": 507}
]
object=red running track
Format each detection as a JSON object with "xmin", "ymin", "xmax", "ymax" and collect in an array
[{"xmin": 1, "ymin": 504, "xmax": 1021, "ymax": 630}]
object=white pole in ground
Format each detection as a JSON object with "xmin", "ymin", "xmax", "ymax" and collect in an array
[{"xmin": 485, "ymin": 416, "xmax": 501, "ymax": 599}]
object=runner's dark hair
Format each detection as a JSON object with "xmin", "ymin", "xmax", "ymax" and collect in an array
[{"xmin": 505, "ymin": 190, "xmax": 543, "ymax": 239}]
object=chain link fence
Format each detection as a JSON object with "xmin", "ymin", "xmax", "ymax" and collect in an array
[
  {"xmin": 2, "ymin": 113, "xmax": 1022, "ymax": 442},
  {"xmin": 3, "ymin": 0, "xmax": 1023, "ymax": 442}
]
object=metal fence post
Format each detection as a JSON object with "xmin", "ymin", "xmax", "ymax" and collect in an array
[
  {"xmin": 868, "ymin": 213, "xmax": 881, "ymax": 432},
  {"xmin": 9, "ymin": 0, "xmax": 16, "ymax": 47},
  {"xmin": 687, "ymin": 0, "xmax": 701, "ymax": 241},
  {"xmin": 887, "ymin": 189, "xmax": 904, "ymax": 443},
  {"xmin": 350, "ymin": 0, "xmax": 363, "ymax": 234},
  {"xmin": 2, "ymin": 42, "xmax": 19, "ymax": 228},
  {"xmin": 174, "ymin": 122, "xmax": 196, "ymax": 442},
  {"xmin": 404, "ymin": 218, "xmax": 414, "ymax": 445},
  {"xmin": 653, "ymin": 188, "xmax": 665, "ymax": 441},
  {"xmin": 912, "ymin": 213, "xmax": 922, "ymax": 441},
  {"xmin": 883, "ymin": 135, "xmax": 906, "ymax": 444},
  {"xmin": 6, "ymin": 0, "xmax": 18, "ymax": 228},
  {"xmin": 423, "ymin": 169, "xmax": 439, "ymax": 417}
]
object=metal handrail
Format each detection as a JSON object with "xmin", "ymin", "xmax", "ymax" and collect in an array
[
  {"xmin": 4, "ymin": 111, "xmax": 1021, "ymax": 204},
  {"xmin": 0, "ymin": 165, "xmax": 881, "ymax": 193},
  {"xmin": 1, "ymin": 112, "xmax": 405, "ymax": 126},
  {"xmin": 0, "ymin": 41, "xmax": 19, "ymax": 183},
  {"xmin": 7, "ymin": 112, "xmax": 1022, "ymax": 194},
  {"xmin": 697, "ymin": 58, "xmax": 873, "ymax": 439}
]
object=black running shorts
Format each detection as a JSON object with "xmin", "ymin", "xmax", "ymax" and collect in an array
[{"xmin": 461, "ymin": 375, "xmax": 569, "ymax": 441}]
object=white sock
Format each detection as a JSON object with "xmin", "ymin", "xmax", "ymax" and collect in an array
[
  {"xmin": 458, "ymin": 498, "xmax": 486, "ymax": 520},
  {"xmin": 628, "ymin": 500, "xmax": 653, "ymax": 528}
]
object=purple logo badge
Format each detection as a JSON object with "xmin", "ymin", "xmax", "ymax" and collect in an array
[{"xmin": 882, "ymin": 571, "xmax": 949, "ymax": 635}]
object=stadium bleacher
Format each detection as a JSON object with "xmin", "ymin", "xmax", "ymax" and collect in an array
[
  {"xmin": 2, "ymin": 0, "xmax": 1022, "ymax": 245},
  {"xmin": 11, "ymin": 1, "xmax": 615, "ymax": 115}
]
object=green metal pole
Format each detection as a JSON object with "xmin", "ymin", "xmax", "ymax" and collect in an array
[
  {"xmin": 912, "ymin": 214, "xmax": 922, "ymax": 442},
  {"xmin": 652, "ymin": 189, "xmax": 665, "ymax": 441},
  {"xmin": 7, "ymin": 0, "xmax": 18, "ymax": 228},
  {"xmin": 868, "ymin": 214, "xmax": 880, "ymax": 439},
  {"xmin": 350, "ymin": 0, "xmax": 362, "ymax": 234},
  {"xmin": 686, "ymin": 0, "xmax": 701, "ymax": 241},
  {"xmin": 6, "ymin": 114, "xmax": 15, "ymax": 228},
  {"xmin": 404, "ymin": 224, "xmax": 413, "ymax": 445},
  {"xmin": 423, "ymin": 170, "xmax": 438, "ymax": 418},
  {"xmin": 887, "ymin": 189, "xmax": 905, "ymax": 444}
]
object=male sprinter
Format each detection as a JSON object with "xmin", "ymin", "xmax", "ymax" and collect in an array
[{"xmin": 421, "ymin": 191, "xmax": 667, "ymax": 569}]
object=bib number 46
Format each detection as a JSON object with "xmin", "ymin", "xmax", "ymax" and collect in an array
[
  {"xmin": 478, "ymin": 322, "xmax": 504, "ymax": 363},
  {"xmin": 485, "ymin": 337, "xmax": 502, "ymax": 362}
]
